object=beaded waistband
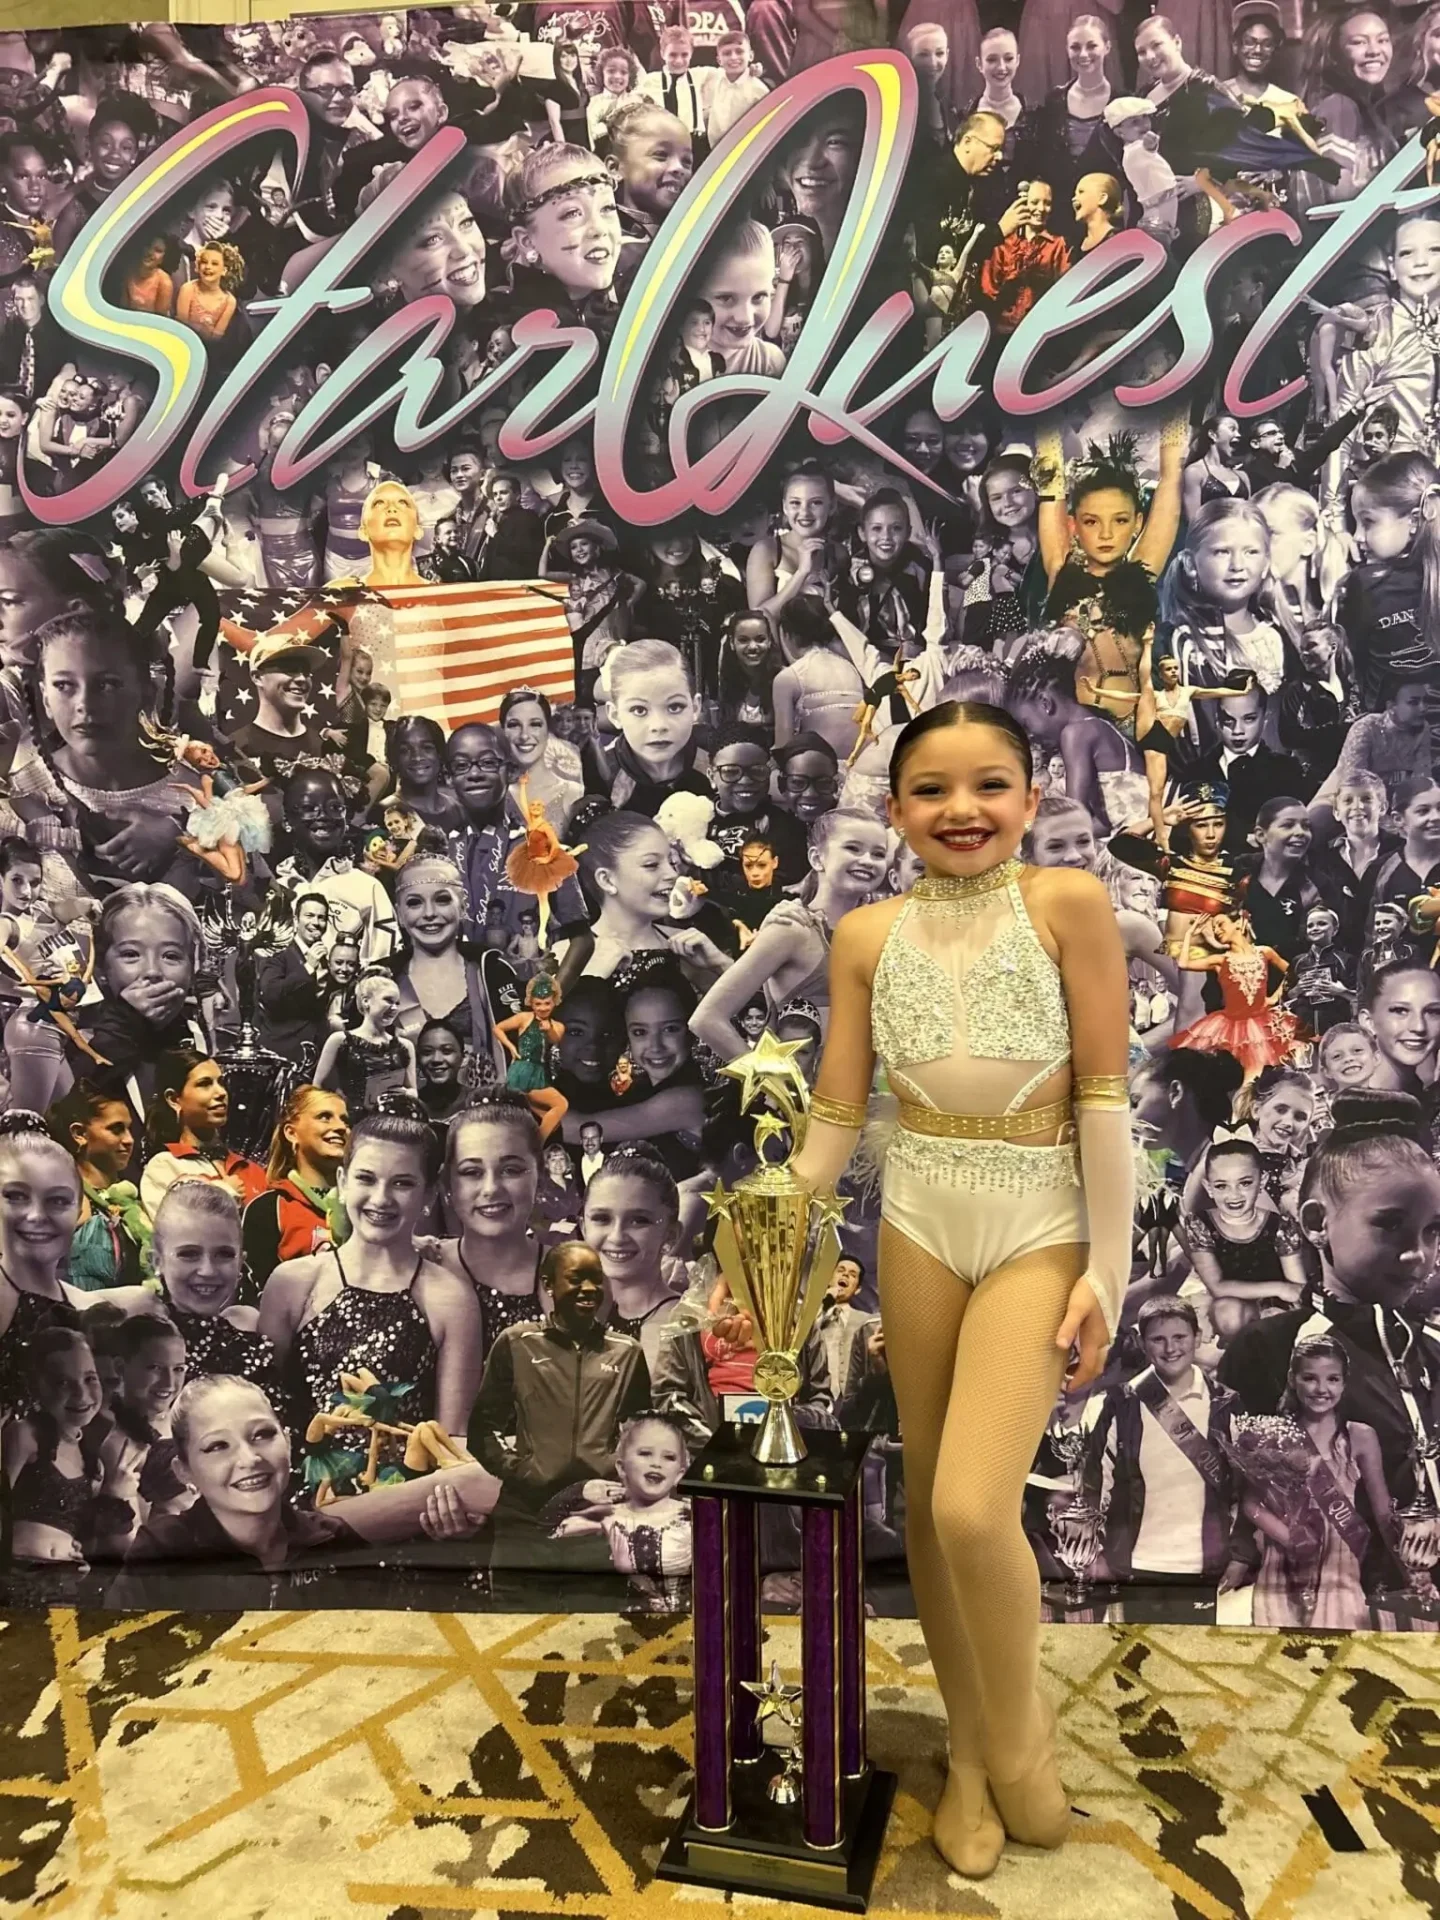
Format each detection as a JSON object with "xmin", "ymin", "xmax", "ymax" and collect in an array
[{"xmin": 896, "ymin": 1096, "xmax": 1073, "ymax": 1142}]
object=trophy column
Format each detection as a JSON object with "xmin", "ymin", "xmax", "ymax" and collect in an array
[{"xmin": 658, "ymin": 1425, "xmax": 897, "ymax": 1912}]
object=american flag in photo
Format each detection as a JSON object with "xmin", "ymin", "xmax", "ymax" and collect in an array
[{"xmin": 385, "ymin": 579, "xmax": 574, "ymax": 728}]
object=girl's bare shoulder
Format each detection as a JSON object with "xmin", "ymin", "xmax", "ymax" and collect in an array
[{"xmin": 832, "ymin": 895, "xmax": 910, "ymax": 969}]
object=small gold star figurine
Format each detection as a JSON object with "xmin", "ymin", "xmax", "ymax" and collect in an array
[
  {"xmin": 741, "ymin": 1658, "xmax": 803, "ymax": 1737},
  {"xmin": 718, "ymin": 1030, "xmax": 811, "ymax": 1116}
]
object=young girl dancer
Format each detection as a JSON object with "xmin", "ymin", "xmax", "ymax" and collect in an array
[
  {"xmin": 1243, "ymin": 1334, "xmax": 1391, "ymax": 1628},
  {"xmin": 790, "ymin": 699, "xmax": 1133, "ymax": 1876}
]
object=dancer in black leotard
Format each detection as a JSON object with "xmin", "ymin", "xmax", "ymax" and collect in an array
[{"xmin": 258, "ymin": 1110, "xmax": 482, "ymax": 1442}]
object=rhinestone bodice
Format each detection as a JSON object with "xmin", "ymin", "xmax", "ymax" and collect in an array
[{"xmin": 871, "ymin": 864, "xmax": 1072, "ymax": 1115}]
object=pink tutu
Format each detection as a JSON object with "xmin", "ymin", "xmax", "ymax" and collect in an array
[{"xmin": 1171, "ymin": 1011, "xmax": 1291, "ymax": 1076}]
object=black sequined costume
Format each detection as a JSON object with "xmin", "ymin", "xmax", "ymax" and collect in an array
[{"xmin": 291, "ymin": 1250, "xmax": 437, "ymax": 1430}]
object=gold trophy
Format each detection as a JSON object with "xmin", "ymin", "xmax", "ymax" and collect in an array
[{"xmin": 705, "ymin": 1032, "xmax": 847, "ymax": 1468}]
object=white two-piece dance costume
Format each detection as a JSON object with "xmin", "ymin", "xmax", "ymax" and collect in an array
[
  {"xmin": 798, "ymin": 857, "xmax": 1133, "ymax": 1337},
  {"xmin": 871, "ymin": 860, "xmax": 1088, "ymax": 1282}
]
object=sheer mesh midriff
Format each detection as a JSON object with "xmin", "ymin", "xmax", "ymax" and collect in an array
[{"xmin": 873, "ymin": 890, "xmax": 1073, "ymax": 1122}]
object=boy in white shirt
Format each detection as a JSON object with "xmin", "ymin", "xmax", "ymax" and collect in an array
[
  {"xmin": 707, "ymin": 32, "xmax": 768, "ymax": 144},
  {"xmin": 640, "ymin": 26, "xmax": 713, "ymax": 150}
]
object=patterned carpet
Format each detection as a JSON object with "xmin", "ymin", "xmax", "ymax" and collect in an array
[{"xmin": 2, "ymin": 1609, "xmax": 1440, "ymax": 1920}]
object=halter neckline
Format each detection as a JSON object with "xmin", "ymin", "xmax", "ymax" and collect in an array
[{"xmin": 912, "ymin": 857, "xmax": 1023, "ymax": 904}]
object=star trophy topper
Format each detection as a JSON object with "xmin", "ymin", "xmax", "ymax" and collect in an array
[{"xmin": 705, "ymin": 1032, "xmax": 847, "ymax": 1468}]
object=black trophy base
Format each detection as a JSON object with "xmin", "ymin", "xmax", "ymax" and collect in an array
[{"xmin": 656, "ymin": 1760, "xmax": 897, "ymax": 1911}]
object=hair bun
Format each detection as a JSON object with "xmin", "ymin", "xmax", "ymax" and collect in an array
[{"xmin": 1328, "ymin": 1088, "xmax": 1427, "ymax": 1143}]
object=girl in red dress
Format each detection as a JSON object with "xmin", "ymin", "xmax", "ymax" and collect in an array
[{"xmin": 1171, "ymin": 910, "xmax": 1298, "ymax": 1091}]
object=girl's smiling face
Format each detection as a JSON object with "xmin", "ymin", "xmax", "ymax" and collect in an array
[
  {"xmin": 556, "ymin": 1000, "xmax": 617, "ymax": 1085},
  {"xmin": 391, "ymin": 191, "xmax": 486, "ymax": 307},
  {"xmin": 696, "ymin": 240, "xmax": 775, "ymax": 348},
  {"xmin": 617, "ymin": 1418, "xmax": 686, "ymax": 1501},
  {"xmin": 396, "ymin": 870, "xmax": 463, "ymax": 955},
  {"xmin": 522, "ymin": 163, "xmax": 622, "ymax": 294},
  {"xmin": 603, "ymin": 824, "xmax": 680, "ymax": 920},
  {"xmin": 888, "ymin": 720, "xmax": 1037, "ymax": 875},
  {"xmin": 1253, "ymin": 1082, "xmax": 1315, "ymax": 1153},
  {"xmin": 862, "ymin": 502, "xmax": 908, "ymax": 563},
  {"xmin": 180, "ymin": 1382, "xmax": 291, "ymax": 1522},
  {"xmin": 1030, "ymin": 813, "xmax": 1097, "ymax": 870},
  {"xmin": 37, "ymin": 1342, "xmax": 103, "ymax": 1432},
  {"xmin": 101, "ymin": 905, "xmax": 194, "ymax": 1001},
  {"xmin": 502, "ymin": 697, "xmax": 548, "ymax": 767},
  {"xmin": 814, "ymin": 818, "xmax": 889, "ymax": 894},
  {"xmin": 0, "ymin": 1143, "xmax": 79, "ymax": 1268},
  {"xmin": 581, "ymin": 1171, "xmax": 675, "ymax": 1282},
  {"xmin": 119, "ymin": 1332, "xmax": 185, "ymax": 1423},
  {"xmin": 612, "ymin": 113, "xmax": 693, "ymax": 218},
  {"xmin": 1339, "ymin": 9, "xmax": 1391, "ymax": 85},
  {"xmin": 1190, "ymin": 520, "xmax": 1268, "ymax": 608},
  {"xmin": 448, "ymin": 1116, "xmax": 539, "ymax": 1241},
  {"xmin": 731, "ymin": 616, "xmax": 772, "ymax": 669},
  {"xmin": 1402, "ymin": 784, "xmax": 1440, "ymax": 852},
  {"xmin": 417, "ymin": 1026, "xmax": 463, "ymax": 1088},
  {"xmin": 1363, "ymin": 970, "xmax": 1440, "ymax": 1071},
  {"xmin": 783, "ymin": 475, "xmax": 831, "ymax": 535},
  {"xmin": 983, "ymin": 467, "xmax": 1036, "ymax": 529},
  {"xmin": 155, "ymin": 1201, "xmax": 242, "ymax": 1316},
  {"xmin": 624, "ymin": 986, "xmax": 691, "ymax": 1084},
  {"xmin": 1204, "ymin": 1151, "xmax": 1262, "ymax": 1221},
  {"xmin": 285, "ymin": 1093, "xmax": 349, "ymax": 1174},
  {"xmin": 339, "ymin": 1139, "xmax": 429, "ymax": 1245},
  {"xmin": 1291, "ymin": 1354, "xmax": 1346, "ymax": 1418}
]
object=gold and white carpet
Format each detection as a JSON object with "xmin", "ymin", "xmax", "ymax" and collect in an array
[{"xmin": 2, "ymin": 1609, "xmax": 1439, "ymax": 1919}]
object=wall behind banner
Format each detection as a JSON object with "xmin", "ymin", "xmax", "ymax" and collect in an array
[{"xmin": 1, "ymin": 0, "xmax": 1439, "ymax": 1629}]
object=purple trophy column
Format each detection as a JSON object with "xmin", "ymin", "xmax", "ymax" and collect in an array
[
  {"xmin": 692, "ymin": 1494, "xmax": 733, "ymax": 1831},
  {"xmin": 730, "ymin": 1499, "xmax": 763, "ymax": 1762},
  {"xmin": 802, "ymin": 1505, "xmax": 842, "ymax": 1848},
  {"xmin": 839, "ymin": 1485, "xmax": 866, "ymax": 1777}
]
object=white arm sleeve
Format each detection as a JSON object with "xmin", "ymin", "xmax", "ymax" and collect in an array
[
  {"xmin": 789, "ymin": 1115, "xmax": 862, "ymax": 1194},
  {"xmin": 1075, "ymin": 1102, "xmax": 1136, "ymax": 1342}
]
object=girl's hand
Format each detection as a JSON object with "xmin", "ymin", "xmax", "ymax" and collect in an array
[
  {"xmin": 418, "ymin": 1476, "xmax": 480, "ymax": 1540},
  {"xmin": 658, "ymin": 925, "xmax": 729, "ymax": 974},
  {"xmin": 412, "ymin": 1235, "xmax": 446, "ymax": 1264},
  {"xmin": 1055, "ymin": 1275, "xmax": 1109, "ymax": 1390},
  {"xmin": 1217, "ymin": 1559, "xmax": 1250, "ymax": 1594},
  {"xmin": 116, "ymin": 975, "xmax": 187, "ymax": 1027}
]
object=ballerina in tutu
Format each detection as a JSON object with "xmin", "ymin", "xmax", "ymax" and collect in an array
[
  {"xmin": 1172, "ymin": 911, "xmax": 1297, "ymax": 1092},
  {"xmin": 505, "ymin": 774, "xmax": 587, "ymax": 948},
  {"xmin": 165, "ymin": 736, "xmax": 271, "ymax": 887},
  {"xmin": 494, "ymin": 972, "xmax": 569, "ymax": 1142}
]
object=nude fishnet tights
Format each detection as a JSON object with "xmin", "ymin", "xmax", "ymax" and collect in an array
[{"xmin": 878, "ymin": 1220, "xmax": 1084, "ymax": 1777}]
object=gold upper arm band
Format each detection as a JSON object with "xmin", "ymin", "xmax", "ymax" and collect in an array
[
  {"xmin": 1073, "ymin": 1075, "xmax": 1130, "ymax": 1110},
  {"xmin": 809, "ymin": 1093, "xmax": 867, "ymax": 1128}
]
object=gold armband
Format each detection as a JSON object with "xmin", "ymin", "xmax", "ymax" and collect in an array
[
  {"xmin": 1074, "ymin": 1075, "xmax": 1130, "ymax": 1109},
  {"xmin": 809, "ymin": 1093, "xmax": 867, "ymax": 1128}
]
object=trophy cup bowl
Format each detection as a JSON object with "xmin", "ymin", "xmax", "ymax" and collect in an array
[
  {"xmin": 711, "ymin": 1160, "xmax": 842, "ymax": 1468},
  {"xmin": 1051, "ymin": 1493, "xmax": 1102, "ymax": 1610},
  {"xmin": 706, "ymin": 1033, "xmax": 847, "ymax": 1468}
]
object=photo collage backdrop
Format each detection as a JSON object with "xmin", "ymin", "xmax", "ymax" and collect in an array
[{"xmin": 0, "ymin": 0, "xmax": 1438, "ymax": 1628}]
